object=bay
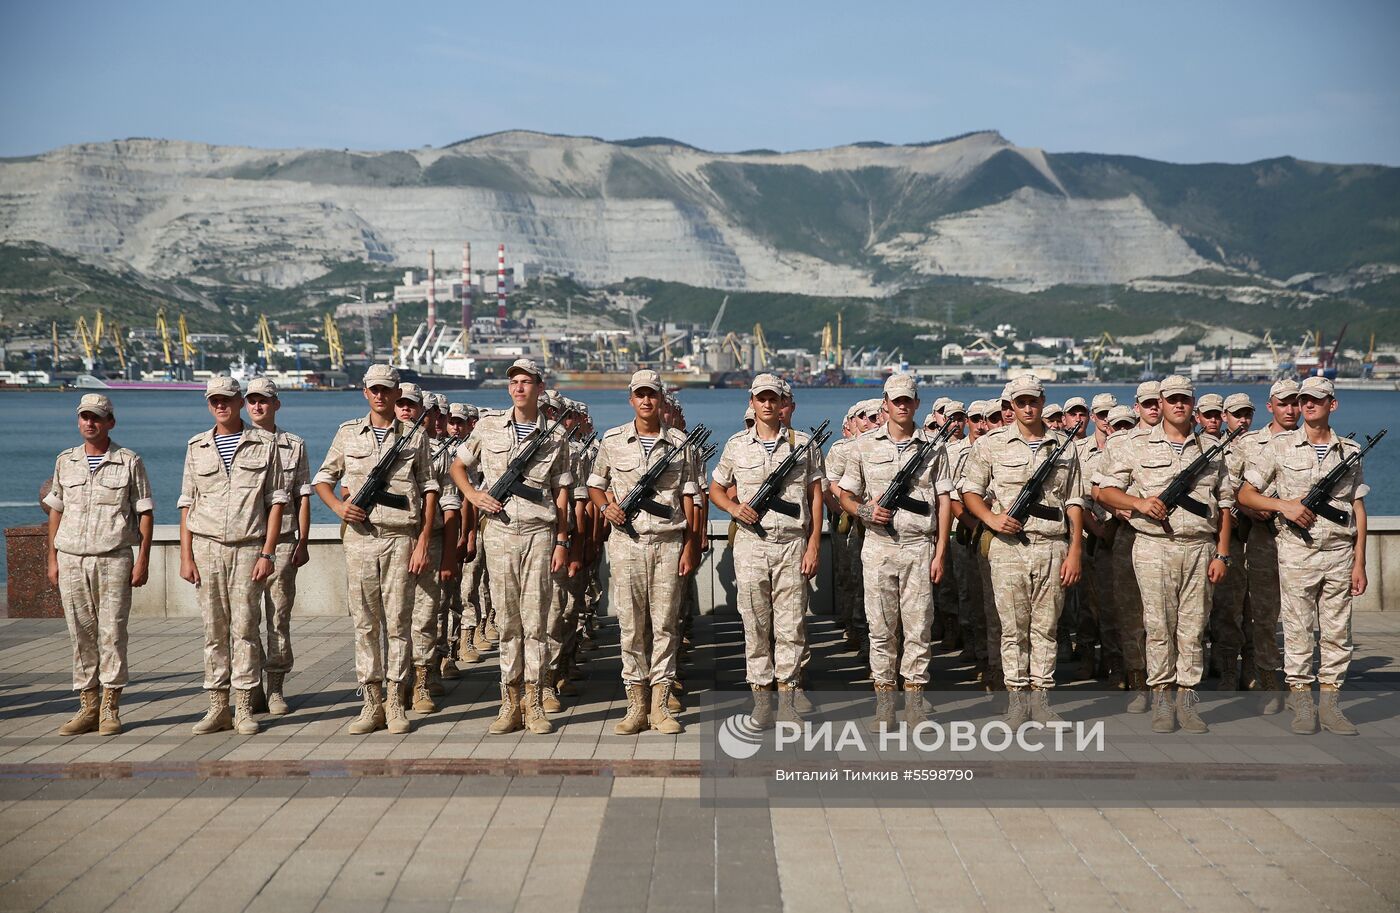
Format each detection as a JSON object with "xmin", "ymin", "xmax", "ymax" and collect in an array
[{"xmin": 3, "ymin": 383, "xmax": 1395, "ymax": 582}]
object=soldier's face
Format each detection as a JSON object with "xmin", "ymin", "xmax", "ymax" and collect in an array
[
  {"xmin": 886, "ymin": 395, "xmax": 917, "ymax": 425},
  {"xmin": 395, "ymin": 400, "xmax": 423, "ymax": 423},
  {"xmin": 245, "ymin": 393, "xmax": 278, "ymax": 422},
  {"xmin": 1093, "ymin": 411, "xmax": 1112, "ymax": 436},
  {"xmin": 631, "ymin": 386, "xmax": 660, "ymax": 420},
  {"xmin": 986, "ymin": 410, "xmax": 1004, "ymax": 428},
  {"xmin": 1299, "ymin": 394, "xmax": 1336, "ymax": 423},
  {"xmin": 364, "ymin": 384, "xmax": 398, "ymax": 416},
  {"xmin": 1067, "ymin": 407, "xmax": 1089, "ymax": 436},
  {"xmin": 779, "ymin": 399, "xmax": 794, "ymax": 424},
  {"xmin": 1196, "ymin": 409, "xmax": 1223, "ymax": 436},
  {"xmin": 947, "ymin": 413, "xmax": 967, "ymax": 439},
  {"xmin": 1136, "ymin": 398, "xmax": 1162, "ymax": 426},
  {"xmin": 1012, "ymin": 394, "xmax": 1043, "ymax": 426},
  {"xmin": 1046, "ymin": 414, "xmax": 1064, "ymax": 430},
  {"xmin": 78, "ymin": 411, "xmax": 114, "ymax": 442},
  {"xmin": 1269, "ymin": 395, "xmax": 1301, "ymax": 429},
  {"xmin": 1000, "ymin": 403, "xmax": 1014, "ymax": 424},
  {"xmin": 508, "ymin": 373, "xmax": 541, "ymax": 408},
  {"xmin": 1225, "ymin": 408, "xmax": 1254, "ymax": 432},
  {"xmin": 448, "ymin": 417, "xmax": 468, "ymax": 438},
  {"xmin": 968, "ymin": 414, "xmax": 990, "ymax": 439},
  {"xmin": 1163, "ymin": 394, "xmax": 1194, "ymax": 427},
  {"xmin": 207, "ymin": 394, "xmax": 241, "ymax": 424},
  {"xmin": 752, "ymin": 390, "xmax": 780, "ymax": 422}
]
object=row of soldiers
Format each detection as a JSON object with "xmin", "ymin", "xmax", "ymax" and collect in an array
[{"xmin": 45, "ymin": 361, "xmax": 1370, "ymax": 739}]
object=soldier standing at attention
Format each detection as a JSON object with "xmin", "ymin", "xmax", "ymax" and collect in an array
[
  {"xmin": 452, "ymin": 358, "xmax": 573, "ymax": 735},
  {"xmin": 314, "ymin": 365, "xmax": 439, "ymax": 735},
  {"xmin": 1237, "ymin": 376, "xmax": 1368, "ymax": 735},
  {"xmin": 837, "ymin": 374, "xmax": 952, "ymax": 730},
  {"xmin": 588, "ymin": 370, "xmax": 699, "ymax": 734},
  {"xmin": 1043, "ymin": 403, "xmax": 1065, "ymax": 432},
  {"xmin": 243, "ymin": 378, "xmax": 311, "ymax": 716},
  {"xmin": 960, "ymin": 375, "xmax": 1084, "ymax": 726},
  {"xmin": 180, "ymin": 377, "xmax": 288, "ymax": 735},
  {"xmin": 948, "ymin": 400, "xmax": 991, "ymax": 684},
  {"xmin": 1074, "ymin": 393, "xmax": 1121, "ymax": 684},
  {"xmin": 544, "ymin": 394, "xmax": 589, "ymax": 712},
  {"xmin": 825, "ymin": 404, "xmax": 864, "ymax": 650},
  {"xmin": 1098, "ymin": 376, "xmax": 1232, "ymax": 733},
  {"xmin": 1235, "ymin": 379, "xmax": 1301, "ymax": 707},
  {"xmin": 928, "ymin": 403, "xmax": 966, "ymax": 652},
  {"xmin": 449, "ymin": 404, "xmax": 489, "ymax": 664},
  {"xmin": 45, "ymin": 394, "xmax": 155, "ymax": 736},
  {"xmin": 1211, "ymin": 393, "xmax": 1255, "ymax": 690},
  {"xmin": 711, "ymin": 373, "xmax": 824, "ymax": 726}
]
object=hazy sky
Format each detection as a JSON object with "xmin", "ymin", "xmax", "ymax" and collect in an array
[{"xmin": 4, "ymin": 0, "xmax": 1398, "ymax": 164}]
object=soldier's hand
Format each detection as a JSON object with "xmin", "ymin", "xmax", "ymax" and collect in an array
[
  {"xmin": 464, "ymin": 544, "xmax": 478, "ymax": 562},
  {"xmin": 1113, "ymin": 507, "xmax": 1133, "ymax": 522},
  {"xmin": 1207, "ymin": 558, "xmax": 1227, "ymax": 584},
  {"xmin": 46, "ymin": 555, "xmax": 59, "ymax": 587},
  {"xmin": 603, "ymin": 503, "xmax": 628, "ymax": 527},
  {"xmin": 338, "ymin": 501, "xmax": 368, "ymax": 525},
  {"xmin": 1352, "ymin": 563, "xmax": 1368, "ymax": 597},
  {"xmin": 1280, "ymin": 500, "xmax": 1316, "ymax": 528},
  {"xmin": 991, "ymin": 513, "xmax": 1022, "ymax": 535},
  {"xmin": 292, "ymin": 544, "xmax": 311, "ymax": 568},
  {"xmin": 733, "ymin": 503, "xmax": 760, "ymax": 526},
  {"xmin": 800, "ymin": 543, "xmax": 820, "ymax": 579},
  {"xmin": 1240, "ymin": 506, "xmax": 1272, "ymax": 522},
  {"xmin": 409, "ymin": 541, "xmax": 431, "ymax": 575},
  {"xmin": 131, "ymin": 557, "xmax": 149, "ymax": 588},
  {"xmin": 569, "ymin": 556, "xmax": 583, "ymax": 578},
  {"xmin": 929, "ymin": 552, "xmax": 946, "ymax": 584},
  {"xmin": 1059, "ymin": 552, "xmax": 1082, "ymax": 588},
  {"xmin": 439, "ymin": 564, "xmax": 457, "ymax": 583},
  {"xmin": 471, "ymin": 490, "xmax": 504, "ymax": 515},
  {"xmin": 869, "ymin": 505, "xmax": 894, "ymax": 526},
  {"xmin": 1136, "ymin": 496, "xmax": 1168, "ymax": 521},
  {"xmin": 251, "ymin": 556, "xmax": 274, "ymax": 582},
  {"xmin": 550, "ymin": 544, "xmax": 567, "ymax": 574},
  {"xmin": 179, "ymin": 555, "xmax": 201, "ymax": 586},
  {"xmin": 679, "ymin": 543, "xmax": 698, "ymax": 577}
]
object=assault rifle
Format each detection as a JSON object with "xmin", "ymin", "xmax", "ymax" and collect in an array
[
  {"xmin": 742, "ymin": 420, "xmax": 831, "ymax": 537},
  {"xmin": 1232, "ymin": 432, "xmax": 1354, "ymax": 540},
  {"xmin": 1287, "ymin": 428, "xmax": 1386, "ymax": 544},
  {"xmin": 875, "ymin": 420, "xmax": 956, "ymax": 519},
  {"xmin": 486, "ymin": 407, "xmax": 575, "ymax": 508},
  {"xmin": 615, "ymin": 425, "xmax": 710, "ymax": 537},
  {"xmin": 350, "ymin": 411, "xmax": 429, "ymax": 517},
  {"xmin": 1153, "ymin": 424, "xmax": 1246, "ymax": 530},
  {"xmin": 994, "ymin": 420, "xmax": 1083, "ymax": 545}
]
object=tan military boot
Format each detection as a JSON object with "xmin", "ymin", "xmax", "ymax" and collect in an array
[
  {"xmin": 752, "ymin": 683, "xmax": 776, "ymax": 730},
  {"xmin": 867, "ymin": 682, "xmax": 897, "ymax": 733},
  {"xmin": 192, "ymin": 689, "xmax": 234, "ymax": 735},
  {"xmin": 1125, "ymin": 671, "xmax": 1151, "ymax": 714},
  {"xmin": 903, "ymin": 683, "xmax": 930, "ymax": 726},
  {"xmin": 1151, "ymin": 686, "xmax": 1177, "ymax": 733},
  {"xmin": 556, "ymin": 670, "xmax": 578, "ymax": 698},
  {"xmin": 665, "ymin": 677, "xmax": 682, "ymax": 712},
  {"xmin": 484, "ymin": 619, "xmax": 501, "ymax": 643},
  {"xmin": 412, "ymin": 665, "xmax": 438, "ymax": 714},
  {"xmin": 793, "ymin": 675, "xmax": 815, "ymax": 715},
  {"xmin": 1318, "ymin": 685, "xmax": 1358, "ymax": 736},
  {"xmin": 649, "ymin": 681, "xmax": 683, "ymax": 734},
  {"xmin": 347, "ymin": 683, "xmax": 386, "ymax": 735},
  {"xmin": 541, "ymin": 681, "xmax": 563, "ymax": 713},
  {"xmin": 440, "ymin": 654, "xmax": 460, "ymax": 680},
  {"xmin": 385, "ymin": 679, "xmax": 412, "ymax": 734},
  {"xmin": 1005, "ymin": 689, "xmax": 1030, "ymax": 728},
  {"xmin": 489, "ymin": 684, "xmax": 524, "ymax": 735},
  {"xmin": 472, "ymin": 625, "xmax": 492, "ymax": 653},
  {"xmin": 234, "ymin": 688, "xmax": 260, "ymax": 735},
  {"xmin": 459, "ymin": 629, "xmax": 482, "ymax": 664},
  {"xmin": 1258, "ymin": 669, "xmax": 1284, "ymax": 715},
  {"xmin": 776, "ymin": 682, "xmax": 805, "ymax": 725},
  {"xmin": 614, "ymin": 682, "xmax": 650, "ymax": 735},
  {"xmin": 98, "ymin": 687, "xmax": 123, "ymax": 736},
  {"xmin": 59, "ymin": 688, "xmax": 100, "ymax": 736},
  {"xmin": 1175, "ymin": 687, "xmax": 1208, "ymax": 733},
  {"xmin": 1029, "ymin": 687, "xmax": 1062, "ymax": 724},
  {"xmin": 427, "ymin": 662, "xmax": 445, "ymax": 697},
  {"xmin": 1289, "ymin": 686, "xmax": 1317, "ymax": 734},
  {"xmin": 523, "ymin": 682, "xmax": 554, "ymax": 734},
  {"xmin": 265, "ymin": 671, "xmax": 290, "ymax": 716}
]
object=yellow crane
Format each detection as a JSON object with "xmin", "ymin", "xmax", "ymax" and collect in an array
[
  {"xmin": 323, "ymin": 313, "xmax": 345, "ymax": 371},
  {"xmin": 108, "ymin": 323, "xmax": 127, "ymax": 372},
  {"xmin": 178, "ymin": 313, "xmax": 197, "ymax": 366},
  {"xmin": 257, "ymin": 314, "xmax": 276, "ymax": 368},
  {"xmin": 51, "ymin": 322, "xmax": 59, "ymax": 369},
  {"xmin": 819, "ymin": 322, "xmax": 834, "ymax": 367},
  {"xmin": 155, "ymin": 309, "xmax": 175, "ymax": 370},
  {"xmin": 836, "ymin": 311, "xmax": 844, "ymax": 369},
  {"xmin": 753, "ymin": 323, "xmax": 771, "ymax": 371},
  {"xmin": 74, "ymin": 314, "xmax": 102, "ymax": 366}
]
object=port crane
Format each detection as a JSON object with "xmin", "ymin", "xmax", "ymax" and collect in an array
[
  {"xmin": 752, "ymin": 323, "xmax": 771, "ymax": 371},
  {"xmin": 257, "ymin": 315, "xmax": 276, "ymax": 369},
  {"xmin": 323, "ymin": 314, "xmax": 345, "ymax": 371}
]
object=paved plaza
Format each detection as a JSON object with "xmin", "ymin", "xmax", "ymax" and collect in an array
[{"xmin": 2, "ymin": 613, "xmax": 1399, "ymax": 912}]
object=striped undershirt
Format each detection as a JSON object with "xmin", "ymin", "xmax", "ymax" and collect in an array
[
  {"xmin": 1314, "ymin": 443, "xmax": 1330, "ymax": 464},
  {"xmin": 213, "ymin": 432, "xmax": 241, "ymax": 471},
  {"xmin": 370, "ymin": 425, "xmax": 390, "ymax": 447},
  {"xmin": 761, "ymin": 439, "xmax": 779, "ymax": 454},
  {"xmin": 85, "ymin": 453, "xmax": 106, "ymax": 473},
  {"xmin": 1026, "ymin": 439, "xmax": 1045, "ymax": 454},
  {"xmin": 638, "ymin": 434, "xmax": 659, "ymax": 457},
  {"xmin": 1169, "ymin": 440, "xmax": 1187, "ymax": 456},
  {"xmin": 895, "ymin": 439, "xmax": 914, "ymax": 454},
  {"xmin": 513, "ymin": 421, "xmax": 537, "ymax": 443}
]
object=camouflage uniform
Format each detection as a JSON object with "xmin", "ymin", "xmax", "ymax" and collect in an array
[
  {"xmin": 961, "ymin": 424, "xmax": 1084, "ymax": 689},
  {"xmin": 455, "ymin": 409, "xmax": 572, "ymax": 687},
  {"xmin": 1075, "ymin": 434, "xmax": 1120, "ymax": 672},
  {"xmin": 714, "ymin": 426, "xmax": 823, "ymax": 686},
  {"xmin": 839, "ymin": 426, "xmax": 951, "ymax": 687},
  {"xmin": 262, "ymin": 429, "xmax": 311, "ymax": 675},
  {"xmin": 1212, "ymin": 433, "xmax": 1254, "ymax": 678},
  {"xmin": 1244, "ymin": 428, "xmax": 1367, "ymax": 687},
  {"xmin": 825, "ymin": 437, "xmax": 861, "ymax": 634},
  {"xmin": 314, "ymin": 417, "xmax": 437, "ymax": 687},
  {"xmin": 588, "ymin": 422, "xmax": 698, "ymax": 684},
  {"xmin": 457, "ymin": 456, "xmax": 489, "ymax": 632},
  {"xmin": 1237, "ymin": 425, "xmax": 1284, "ymax": 677},
  {"xmin": 946, "ymin": 437, "xmax": 986, "ymax": 661},
  {"xmin": 1097, "ymin": 429, "xmax": 1147, "ymax": 680},
  {"xmin": 45, "ymin": 444, "xmax": 155, "ymax": 691},
  {"xmin": 411, "ymin": 436, "xmax": 460, "ymax": 665},
  {"xmin": 1101, "ymin": 424, "xmax": 1230, "ymax": 689},
  {"xmin": 180, "ymin": 427, "xmax": 289, "ymax": 692},
  {"xmin": 547, "ymin": 432, "xmax": 592, "ymax": 686}
]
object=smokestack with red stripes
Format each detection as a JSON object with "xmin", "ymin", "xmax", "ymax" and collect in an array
[
  {"xmin": 461, "ymin": 242, "xmax": 472, "ymax": 336},
  {"xmin": 426, "ymin": 248, "xmax": 437, "ymax": 332},
  {"xmin": 496, "ymin": 243, "xmax": 507, "ymax": 323}
]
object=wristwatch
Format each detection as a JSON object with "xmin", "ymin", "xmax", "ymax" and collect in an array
[
  {"xmin": 555, "ymin": 537, "xmax": 572, "ymax": 550},
  {"xmin": 1213, "ymin": 553, "xmax": 1232, "ymax": 566},
  {"xmin": 257, "ymin": 552, "xmax": 276, "ymax": 562}
]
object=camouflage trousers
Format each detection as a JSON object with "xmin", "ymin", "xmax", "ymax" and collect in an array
[
  {"xmin": 977, "ymin": 550, "xmax": 1001, "ymax": 672},
  {"xmin": 547, "ymin": 561, "xmax": 588, "ymax": 680},
  {"xmin": 344, "ymin": 526, "xmax": 414, "ymax": 685},
  {"xmin": 192, "ymin": 537, "xmax": 265, "ymax": 692},
  {"xmin": 1208, "ymin": 554, "xmax": 1247, "ymax": 672},
  {"xmin": 1133, "ymin": 535, "xmax": 1212, "ymax": 688},
  {"xmin": 410, "ymin": 536, "xmax": 444, "ymax": 665},
  {"xmin": 987, "ymin": 534, "xmax": 1066, "ymax": 690},
  {"xmin": 608, "ymin": 531, "xmax": 685, "ymax": 684},
  {"xmin": 953, "ymin": 541, "xmax": 986, "ymax": 660},
  {"xmin": 1077, "ymin": 540, "xmax": 1120, "ymax": 668},
  {"xmin": 259, "ymin": 538, "xmax": 299, "ymax": 675},
  {"xmin": 734, "ymin": 535, "xmax": 809, "ymax": 686},
  {"xmin": 1112, "ymin": 525, "xmax": 1147, "ymax": 675},
  {"xmin": 1277, "ymin": 540, "xmax": 1354, "ymax": 688},
  {"xmin": 482, "ymin": 522, "xmax": 555, "ymax": 686},
  {"xmin": 831, "ymin": 516, "xmax": 860, "ymax": 630},
  {"xmin": 458, "ymin": 541, "xmax": 489, "ymax": 630},
  {"xmin": 861, "ymin": 533, "xmax": 935, "ymax": 686},
  {"xmin": 1245, "ymin": 523, "xmax": 1282, "ymax": 673},
  {"xmin": 56, "ymin": 549, "xmax": 132, "ymax": 691}
]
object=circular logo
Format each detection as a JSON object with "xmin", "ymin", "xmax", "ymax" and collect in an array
[{"xmin": 717, "ymin": 713, "xmax": 766, "ymax": 759}]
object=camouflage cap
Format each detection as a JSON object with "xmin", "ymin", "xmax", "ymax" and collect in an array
[
  {"xmin": 1044, "ymin": 402, "xmax": 1064, "ymax": 418},
  {"xmin": 750, "ymin": 373, "xmax": 784, "ymax": 396},
  {"xmin": 1063, "ymin": 396, "xmax": 1088, "ymax": 413},
  {"xmin": 1135, "ymin": 380, "xmax": 1161, "ymax": 403},
  {"xmin": 931, "ymin": 396, "xmax": 951, "ymax": 413},
  {"xmin": 362, "ymin": 363, "xmax": 399, "ymax": 388},
  {"xmin": 448, "ymin": 403, "xmax": 477, "ymax": 420},
  {"xmin": 506, "ymin": 357, "xmax": 543, "ymax": 380},
  {"xmin": 1223, "ymin": 392, "xmax": 1254, "ymax": 414},
  {"xmin": 1298, "ymin": 375, "xmax": 1335, "ymax": 399},
  {"xmin": 397, "ymin": 382, "xmax": 424, "ymax": 404},
  {"xmin": 883, "ymin": 373, "xmax": 918, "ymax": 400},
  {"xmin": 943, "ymin": 400, "xmax": 967, "ymax": 416},
  {"xmin": 1004, "ymin": 373, "xmax": 1044, "ymax": 399},
  {"xmin": 1196, "ymin": 393, "xmax": 1225, "ymax": 413},
  {"xmin": 245, "ymin": 377, "xmax": 278, "ymax": 399},
  {"xmin": 744, "ymin": 405, "xmax": 756, "ymax": 424},
  {"xmin": 1159, "ymin": 374, "xmax": 1194, "ymax": 398},
  {"xmin": 1269, "ymin": 378, "xmax": 1301, "ymax": 400},
  {"xmin": 76, "ymin": 392, "xmax": 113, "ymax": 418},
  {"xmin": 205, "ymin": 375, "xmax": 241, "ymax": 399},
  {"xmin": 1107, "ymin": 405, "xmax": 1137, "ymax": 427},
  {"xmin": 1090, "ymin": 392, "xmax": 1118, "ymax": 414},
  {"xmin": 965, "ymin": 399, "xmax": 990, "ymax": 418}
]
